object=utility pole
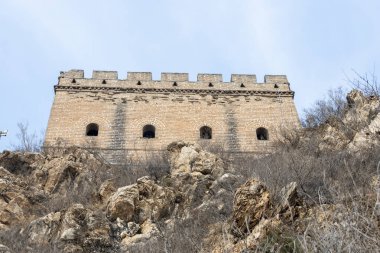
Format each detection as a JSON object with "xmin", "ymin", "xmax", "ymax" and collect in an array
[{"xmin": 0, "ymin": 130, "xmax": 8, "ymax": 139}]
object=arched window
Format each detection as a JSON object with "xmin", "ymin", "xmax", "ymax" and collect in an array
[
  {"xmin": 143, "ymin": 125, "xmax": 155, "ymax": 138},
  {"xmin": 86, "ymin": 123, "xmax": 99, "ymax": 136},
  {"xmin": 256, "ymin": 127, "xmax": 268, "ymax": 140},
  {"xmin": 200, "ymin": 126, "xmax": 212, "ymax": 139}
]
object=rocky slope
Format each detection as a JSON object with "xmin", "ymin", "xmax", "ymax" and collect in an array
[
  {"xmin": 0, "ymin": 142, "xmax": 318, "ymax": 253},
  {"xmin": 0, "ymin": 142, "xmax": 245, "ymax": 252}
]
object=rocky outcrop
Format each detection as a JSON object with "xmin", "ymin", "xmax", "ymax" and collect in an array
[
  {"xmin": 0, "ymin": 143, "xmax": 245, "ymax": 252},
  {"xmin": 0, "ymin": 148, "xmax": 115, "ymax": 229},
  {"xmin": 230, "ymin": 179, "xmax": 270, "ymax": 236},
  {"xmin": 318, "ymin": 90, "xmax": 380, "ymax": 151},
  {"xmin": 225, "ymin": 180, "xmax": 306, "ymax": 252},
  {"xmin": 25, "ymin": 204, "xmax": 114, "ymax": 252},
  {"xmin": 0, "ymin": 141, "xmax": 308, "ymax": 253},
  {"xmin": 0, "ymin": 166, "xmax": 43, "ymax": 229}
]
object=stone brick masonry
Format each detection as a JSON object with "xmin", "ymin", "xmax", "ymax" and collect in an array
[{"xmin": 44, "ymin": 70, "xmax": 301, "ymax": 164}]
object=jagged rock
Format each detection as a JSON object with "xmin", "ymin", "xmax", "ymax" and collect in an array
[
  {"xmin": 319, "ymin": 123, "xmax": 350, "ymax": 150},
  {"xmin": 275, "ymin": 182, "xmax": 305, "ymax": 223},
  {"xmin": 59, "ymin": 204, "xmax": 87, "ymax": 241},
  {"xmin": 121, "ymin": 219, "xmax": 160, "ymax": 252},
  {"xmin": 26, "ymin": 205, "xmax": 113, "ymax": 251},
  {"xmin": 311, "ymin": 89, "xmax": 380, "ymax": 151},
  {"xmin": 276, "ymin": 182, "xmax": 299, "ymax": 212},
  {"xmin": 106, "ymin": 184, "xmax": 139, "ymax": 222},
  {"xmin": 120, "ymin": 222, "xmax": 140, "ymax": 239},
  {"xmin": 0, "ymin": 151, "xmax": 44, "ymax": 175},
  {"xmin": 344, "ymin": 90, "xmax": 380, "ymax": 150},
  {"xmin": 348, "ymin": 113, "xmax": 380, "ymax": 150},
  {"xmin": 107, "ymin": 176, "xmax": 175, "ymax": 223},
  {"xmin": 98, "ymin": 179, "xmax": 116, "ymax": 202},
  {"xmin": 27, "ymin": 211, "xmax": 62, "ymax": 245},
  {"xmin": 0, "ymin": 244, "xmax": 11, "ymax": 253},
  {"xmin": 81, "ymin": 211, "xmax": 112, "ymax": 249},
  {"xmin": 63, "ymin": 244, "xmax": 83, "ymax": 253},
  {"xmin": 167, "ymin": 141, "xmax": 225, "ymax": 177},
  {"xmin": 39, "ymin": 149, "xmax": 108, "ymax": 197},
  {"xmin": 0, "ymin": 167, "xmax": 35, "ymax": 228},
  {"xmin": 230, "ymin": 179, "xmax": 270, "ymax": 237}
]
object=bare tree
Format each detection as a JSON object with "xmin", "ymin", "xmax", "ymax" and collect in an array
[
  {"xmin": 349, "ymin": 69, "xmax": 379, "ymax": 97},
  {"xmin": 302, "ymin": 87, "xmax": 347, "ymax": 128},
  {"xmin": 12, "ymin": 122, "xmax": 43, "ymax": 152}
]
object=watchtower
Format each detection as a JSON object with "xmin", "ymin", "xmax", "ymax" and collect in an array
[{"xmin": 44, "ymin": 70, "xmax": 300, "ymax": 164}]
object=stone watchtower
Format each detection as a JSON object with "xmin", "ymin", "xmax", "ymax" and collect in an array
[{"xmin": 44, "ymin": 70, "xmax": 300, "ymax": 164}]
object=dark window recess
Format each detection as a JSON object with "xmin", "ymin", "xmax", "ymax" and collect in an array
[
  {"xmin": 102, "ymin": 80, "xmax": 107, "ymax": 84},
  {"xmin": 200, "ymin": 126, "xmax": 212, "ymax": 139},
  {"xmin": 256, "ymin": 127, "xmax": 268, "ymax": 140},
  {"xmin": 143, "ymin": 125, "xmax": 155, "ymax": 138},
  {"xmin": 208, "ymin": 83, "xmax": 213, "ymax": 87},
  {"xmin": 240, "ymin": 83, "xmax": 245, "ymax": 88},
  {"xmin": 173, "ymin": 82, "xmax": 178, "ymax": 87},
  {"xmin": 86, "ymin": 123, "xmax": 99, "ymax": 136},
  {"xmin": 274, "ymin": 84, "xmax": 279, "ymax": 88},
  {"xmin": 72, "ymin": 79, "xmax": 76, "ymax": 83},
  {"xmin": 137, "ymin": 81, "xmax": 142, "ymax": 85}
]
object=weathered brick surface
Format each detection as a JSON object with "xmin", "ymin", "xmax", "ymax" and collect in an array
[{"xmin": 44, "ymin": 70, "xmax": 301, "ymax": 164}]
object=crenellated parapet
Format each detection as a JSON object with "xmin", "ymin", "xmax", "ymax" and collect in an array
[{"xmin": 56, "ymin": 70, "xmax": 293, "ymax": 96}]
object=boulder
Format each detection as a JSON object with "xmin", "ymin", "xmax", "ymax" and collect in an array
[
  {"xmin": 107, "ymin": 177, "xmax": 175, "ymax": 223},
  {"xmin": 121, "ymin": 219, "xmax": 161, "ymax": 252},
  {"xmin": 230, "ymin": 179, "xmax": 270, "ymax": 237},
  {"xmin": 27, "ymin": 211, "xmax": 62, "ymax": 245},
  {"xmin": 59, "ymin": 204, "xmax": 87, "ymax": 241},
  {"xmin": 167, "ymin": 141, "xmax": 225, "ymax": 177},
  {"xmin": 98, "ymin": 179, "xmax": 116, "ymax": 202},
  {"xmin": 106, "ymin": 184, "xmax": 139, "ymax": 222}
]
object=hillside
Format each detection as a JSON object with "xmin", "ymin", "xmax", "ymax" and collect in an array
[{"xmin": 0, "ymin": 89, "xmax": 379, "ymax": 253}]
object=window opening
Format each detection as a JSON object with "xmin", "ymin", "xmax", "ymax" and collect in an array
[
  {"xmin": 86, "ymin": 123, "xmax": 99, "ymax": 136},
  {"xmin": 200, "ymin": 126, "xmax": 212, "ymax": 139},
  {"xmin": 256, "ymin": 127, "xmax": 268, "ymax": 140},
  {"xmin": 143, "ymin": 125, "xmax": 155, "ymax": 138}
]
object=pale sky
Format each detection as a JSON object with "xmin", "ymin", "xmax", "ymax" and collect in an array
[{"xmin": 1, "ymin": 0, "xmax": 379, "ymax": 151}]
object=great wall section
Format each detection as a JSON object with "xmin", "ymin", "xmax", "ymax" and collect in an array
[{"xmin": 44, "ymin": 70, "xmax": 301, "ymax": 164}]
